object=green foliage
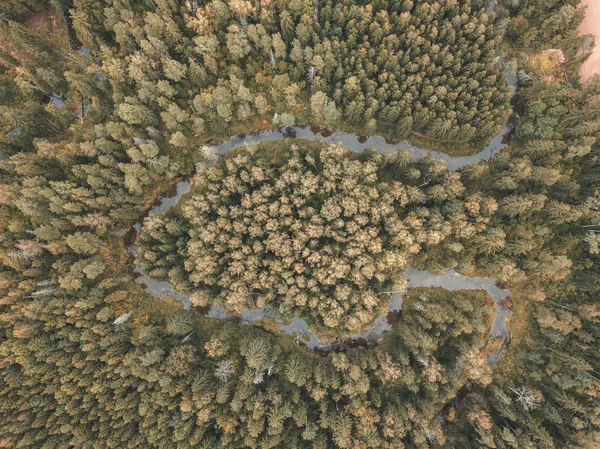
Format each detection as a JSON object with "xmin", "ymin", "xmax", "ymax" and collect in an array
[
  {"xmin": 0, "ymin": 1, "xmax": 599, "ymax": 448},
  {"xmin": 76, "ymin": 0, "xmax": 510, "ymax": 143}
]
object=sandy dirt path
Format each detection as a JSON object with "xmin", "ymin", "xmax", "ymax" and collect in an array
[{"xmin": 580, "ymin": 0, "xmax": 600, "ymax": 82}]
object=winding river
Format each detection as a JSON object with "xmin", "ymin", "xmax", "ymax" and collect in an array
[
  {"xmin": 128, "ymin": 109, "xmax": 516, "ymax": 355},
  {"xmin": 128, "ymin": 59, "xmax": 517, "ymax": 355}
]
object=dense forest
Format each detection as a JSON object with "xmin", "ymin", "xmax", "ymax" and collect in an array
[
  {"xmin": 4, "ymin": 0, "xmax": 511, "ymax": 146},
  {"xmin": 0, "ymin": 0, "xmax": 599, "ymax": 448}
]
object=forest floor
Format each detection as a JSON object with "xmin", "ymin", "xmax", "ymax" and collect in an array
[
  {"xmin": 580, "ymin": 0, "xmax": 600, "ymax": 83},
  {"xmin": 0, "ymin": 9, "xmax": 70, "ymax": 70},
  {"xmin": 22, "ymin": 10, "xmax": 56, "ymax": 33}
]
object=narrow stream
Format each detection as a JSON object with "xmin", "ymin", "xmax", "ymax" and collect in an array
[
  {"xmin": 127, "ymin": 118, "xmax": 516, "ymax": 355},
  {"xmin": 129, "ymin": 63, "xmax": 517, "ymax": 356},
  {"xmin": 130, "ymin": 246, "xmax": 511, "ymax": 355}
]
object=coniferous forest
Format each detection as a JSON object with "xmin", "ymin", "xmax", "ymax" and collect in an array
[{"xmin": 0, "ymin": 1, "xmax": 599, "ymax": 448}]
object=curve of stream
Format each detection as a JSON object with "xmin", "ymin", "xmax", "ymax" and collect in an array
[
  {"xmin": 128, "ymin": 112, "xmax": 516, "ymax": 356},
  {"xmin": 129, "ymin": 64, "xmax": 517, "ymax": 355}
]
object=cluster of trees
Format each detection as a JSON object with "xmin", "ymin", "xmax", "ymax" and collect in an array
[
  {"xmin": 317, "ymin": 0, "xmax": 511, "ymax": 140},
  {"xmin": 0, "ymin": 0, "xmax": 598, "ymax": 448},
  {"xmin": 138, "ymin": 140, "xmax": 498, "ymax": 332},
  {"xmin": 0, "ymin": 7, "xmax": 98, "ymax": 153},
  {"xmin": 64, "ymin": 0, "xmax": 510, "ymax": 145},
  {"xmin": 1, "ymin": 270, "xmax": 494, "ymax": 447},
  {"xmin": 438, "ymin": 75, "xmax": 600, "ymax": 445},
  {"xmin": 503, "ymin": 0, "xmax": 586, "ymax": 49}
]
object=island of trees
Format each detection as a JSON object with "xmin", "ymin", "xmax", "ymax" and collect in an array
[{"xmin": 138, "ymin": 140, "xmax": 498, "ymax": 333}]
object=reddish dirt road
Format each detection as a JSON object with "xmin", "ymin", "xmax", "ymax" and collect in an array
[{"xmin": 580, "ymin": 0, "xmax": 600, "ymax": 82}]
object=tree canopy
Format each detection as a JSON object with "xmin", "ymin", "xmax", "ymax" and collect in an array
[{"xmin": 0, "ymin": 0, "xmax": 599, "ymax": 448}]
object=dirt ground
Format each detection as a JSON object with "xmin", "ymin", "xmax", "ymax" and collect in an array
[
  {"xmin": 580, "ymin": 0, "xmax": 600, "ymax": 83},
  {"xmin": 22, "ymin": 10, "xmax": 56, "ymax": 33}
]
